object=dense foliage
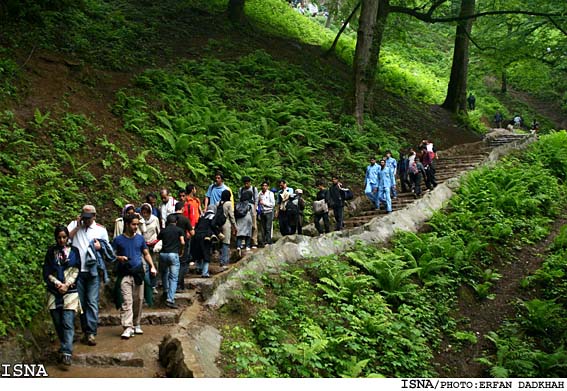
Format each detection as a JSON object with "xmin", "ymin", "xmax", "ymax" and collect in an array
[
  {"xmin": 219, "ymin": 132, "xmax": 567, "ymax": 377},
  {"xmin": 113, "ymin": 49, "xmax": 399, "ymax": 195}
]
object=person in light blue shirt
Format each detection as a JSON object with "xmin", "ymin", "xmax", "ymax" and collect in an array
[
  {"xmin": 204, "ymin": 171, "xmax": 232, "ymax": 212},
  {"xmin": 377, "ymin": 159, "xmax": 395, "ymax": 213},
  {"xmin": 385, "ymin": 150, "xmax": 398, "ymax": 199},
  {"xmin": 364, "ymin": 157, "xmax": 380, "ymax": 206}
]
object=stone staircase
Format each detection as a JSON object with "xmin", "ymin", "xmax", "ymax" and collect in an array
[
  {"xmin": 43, "ymin": 130, "xmax": 531, "ymax": 378},
  {"xmin": 341, "ymin": 133, "xmax": 529, "ymax": 230},
  {"xmin": 43, "ymin": 264, "xmax": 223, "ymax": 378}
]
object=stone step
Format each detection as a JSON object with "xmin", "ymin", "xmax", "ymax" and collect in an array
[
  {"xmin": 44, "ymin": 324, "xmax": 171, "ymax": 376},
  {"xmin": 98, "ymin": 307, "xmax": 182, "ymax": 327}
]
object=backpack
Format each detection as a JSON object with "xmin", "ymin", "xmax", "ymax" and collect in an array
[
  {"xmin": 285, "ymin": 196, "xmax": 299, "ymax": 216},
  {"xmin": 409, "ymin": 162, "xmax": 419, "ymax": 175},
  {"xmin": 213, "ymin": 202, "xmax": 227, "ymax": 229},
  {"xmin": 234, "ymin": 200, "xmax": 249, "ymax": 219},
  {"xmin": 340, "ymin": 188, "xmax": 354, "ymax": 201},
  {"xmin": 313, "ymin": 199, "xmax": 328, "ymax": 214}
]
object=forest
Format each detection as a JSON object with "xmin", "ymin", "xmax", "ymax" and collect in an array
[{"xmin": 0, "ymin": 0, "xmax": 566, "ymax": 378}]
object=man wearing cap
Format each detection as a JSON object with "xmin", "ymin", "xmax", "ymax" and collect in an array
[
  {"xmin": 275, "ymin": 179, "xmax": 294, "ymax": 236},
  {"xmin": 238, "ymin": 176, "xmax": 259, "ymax": 249},
  {"xmin": 67, "ymin": 205, "xmax": 109, "ymax": 346}
]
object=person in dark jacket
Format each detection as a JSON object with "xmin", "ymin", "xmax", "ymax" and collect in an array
[
  {"xmin": 191, "ymin": 205, "xmax": 219, "ymax": 278},
  {"xmin": 328, "ymin": 175, "xmax": 344, "ymax": 231},
  {"xmin": 313, "ymin": 180, "xmax": 330, "ymax": 235},
  {"xmin": 43, "ymin": 226, "xmax": 81, "ymax": 367},
  {"xmin": 173, "ymin": 201, "xmax": 194, "ymax": 291},
  {"xmin": 157, "ymin": 214, "xmax": 184, "ymax": 309}
]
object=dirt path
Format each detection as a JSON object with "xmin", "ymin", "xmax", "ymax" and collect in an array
[
  {"xmin": 507, "ymin": 88, "xmax": 567, "ymax": 130},
  {"xmin": 433, "ymin": 212, "xmax": 567, "ymax": 377}
]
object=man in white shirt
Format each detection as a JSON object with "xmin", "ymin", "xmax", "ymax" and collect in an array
[
  {"xmin": 159, "ymin": 188, "xmax": 176, "ymax": 229},
  {"xmin": 258, "ymin": 181, "xmax": 275, "ymax": 246},
  {"xmin": 67, "ymin": 205, "xmax": 109, "ymax": 346}
]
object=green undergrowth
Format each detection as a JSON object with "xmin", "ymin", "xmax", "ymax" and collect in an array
[
  {"xmin": 477, "ymin": 224, "xmax": 567, "ymax": 377},
  {"xmin": 113, "ymin": 49, "xmax": 400, "ymax": 197},
  {"xmin": 218, "ymin": 132, "xmax": 567, "ymax": 377},
  {"xmin": 0, "ymin": 107, "xmax": 166, "ymax": 336},
  {"xmin": 0, "ymin": 110, "xmax": 87, "ymax": 336}
]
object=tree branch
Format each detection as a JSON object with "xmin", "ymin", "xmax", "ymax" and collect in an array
[
  {"xmin": 547, "ymin": 16, "xmax": 567, "ymax": 36},
  {"xmin": 389, "ymin": 7, "xmax": 566, "ymax": 24},
  {"xmin": 324, "ymin": 1, "xmax": 362, "ymax": 57}
]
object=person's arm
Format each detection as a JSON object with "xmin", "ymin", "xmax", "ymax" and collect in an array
[
  {"xmin": 68, "ymin": 218, "xmax": 80, "ymax": 239},
  {"xmin": 142, "ymin": 248, "xmax": 157, "ymax": 276}
]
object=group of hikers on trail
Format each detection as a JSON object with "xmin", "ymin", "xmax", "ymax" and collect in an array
[
  {"xmin": 42, "ymin": 169, "xmax": 356, "ymax": 367},
  {"xmin": 43, "ymin": 140, "xmax": 440, "ymax": 368}
]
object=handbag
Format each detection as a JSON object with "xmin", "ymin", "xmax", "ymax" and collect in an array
[{"xmin": 313, "ymin": 199, "xmax": 328, "ymax": 214}]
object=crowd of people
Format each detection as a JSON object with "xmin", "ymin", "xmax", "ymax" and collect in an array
[
  {"xmin": 42, "ymin": 170, "xmax": 353, "ymax": 367},
  {"xmin": 43, "ymin": 138, "xmax": 442, "ymax": 367},
  {"xmin": 365, "ymin": 140, "xmax": 438, "ymax": 211}
]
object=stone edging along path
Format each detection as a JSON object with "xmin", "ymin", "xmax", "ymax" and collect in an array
[{"xmin": 160, "ymin": 132, "xmax": 537, "ymax": 377}]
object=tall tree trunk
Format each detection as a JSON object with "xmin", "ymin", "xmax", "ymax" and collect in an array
[
  {"xmin": 353, "ymin": 0, "xmax": 380, "ymax": 126},
  {"xmin": 228, "ymin": 0, "xmax": 246, "ymax": 24},
  {"xmin": 501, "ymin": 69, "xmax": 507, "ymax": 93},
  {"xmin": 366, "ymin": 0, "xmax": 390, "ymax": 104},
  {"xmin": 441, "ymin": 0, "xmax": 475, "ymax": 113}
]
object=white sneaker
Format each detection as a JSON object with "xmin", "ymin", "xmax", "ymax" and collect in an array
[
  {"xmin": 121, "ymin": 328, "xmax": 135, "ymax": 339},
  {"xmin": 134, "ymin": 325, "xmax": 144, "ymax": 334},
  {"xmin": 245, "ymin": 247, "xmax": 251, "ymax": 252}
]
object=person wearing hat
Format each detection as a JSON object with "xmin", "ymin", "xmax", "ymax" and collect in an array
[
  {"xmin": 275, "ymin": 179, "xmax": 295, "ymax": 236},
  {"xmin": 67, "ymin": 205, "xmax": 109, "ymax": 346},
  {"xmin": 238, "ymin": 176, "xmax": 259, "ymax": 249},
  {"xmin": 293, "ymin": 189, "xmax": 306, "ymax": 235}
]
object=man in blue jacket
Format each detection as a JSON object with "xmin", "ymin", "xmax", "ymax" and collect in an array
[
  {"xmin": 364, "ymin": 157, "xmax": 380, "ymax": 207},
  {"xmin": 377, "ymin": 159, "xmax": 395, "ymax": 213}
]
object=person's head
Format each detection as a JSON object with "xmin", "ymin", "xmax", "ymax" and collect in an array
[
  {"xmin": 175, "ymin": 201, "xmax": 184, "ymax": 212},
  {"xmin": 145, "ymin": 193, "xmax": 157, "ymax": 207},
  {"xmin": 81, "ymin": 204, "xmax": 96, "ymax": 225},
  {"xmin": 140, "ymin": 203, "xmax": 152, "ymax": 220},
  {"xmin": 316, "ymin": 179, "xmax": 325, "ymax": 189},
  {"xmin": 54, "ymin": 225, "xmax": 69, "ymax": 247},
  {"xmin": 160, "ymin": 189, "xmax": 170, "ymax": 203},
  {"xmin": 261, "ymin": 181, "xmax": 270, "ymax": 191},
  {"xmin": 380, "ymin": 159, "xmax": 386, "ymax": 167},
  {"xmin": 295, "ymin": 189, "xmax": 303, "ymax": 197},
  {"xmin": 332, "ymin": 175, "xmax": 339, "ymax": 185},
  {"xmin": 214, "ymin": 171, "xmax": 224, "ymax": 186},
  {"xmin": 385, "ymin": 150, "xmax": 392, "ymax": 158},
  {"xmin": 186, "ymin": 184, "xmax": 196, "ymax": 196},
  {"xmin": 166, "ymin": 213, "xmax": 177, "ymax": 226},
  {"xmin": 220, "ymin": 189, "xmax": 231, "ymax": 202},
  {"xmin": 242, "ymin": 176, "xmax": 252, "ymax": 189},
  {"xmin": 278, "ymin": 179, "xmax": 287, "ymax": 189},
  {"xmin": 123, "ymin": 214, "xmax": 140, "ymax": 235},
  {"xmin": 122, "ymin": 204, "xmax": 135, "ymax": 217},
  {"xmin": 370, "ymin": 157, "xmax": 376, "ymax": 165},
  {"xmin": 178, "ymin": 189, "xmax": 186, "ymax": 200}
]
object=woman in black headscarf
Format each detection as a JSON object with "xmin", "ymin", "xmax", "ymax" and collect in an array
[{"xmin": 43, "ymin": 225, "xmax": 81, "ymax": 367}]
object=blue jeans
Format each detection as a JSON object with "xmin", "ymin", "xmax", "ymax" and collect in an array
[
  {"xmin": 378, "ymin": 187, "xmax": 392, "ymax": 212},
  {"xmin": 50, "ymin": 309, "xmax": 75, "ymax": 355},
  {"xmin": 220, "ymin": 243, "xmax": 230, "ymax": 266},
  {"xmin": 237, "ymin": 236, "xmax": 251, "ymax": 249},
  {"xmin": 160, "ymin": 253, "xmax": 180, "ymax": 303},
  {"xmin": 77, "ymin": 272, "xmax": 100, "ymax": 336}
]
